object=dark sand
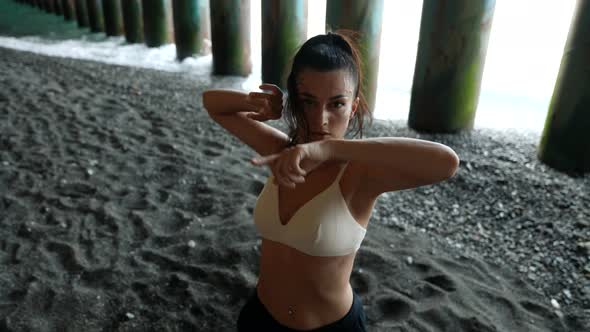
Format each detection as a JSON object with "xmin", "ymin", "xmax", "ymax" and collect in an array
[{"xmin": 0, "ymin": 46, "xmax": 588, "ymax": 331}]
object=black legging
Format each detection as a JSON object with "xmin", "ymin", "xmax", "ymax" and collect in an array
[{"xmin": 237, "ymin": 288, "xmax": 368, "ymax": 331}]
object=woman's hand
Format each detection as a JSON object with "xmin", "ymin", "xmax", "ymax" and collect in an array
[
  {"xmin": 251, "ymin": 142, "xmax": 330, "ymax": 188},
  {"xmin": 245, "ymin": 84, "xmax": 283, "ymax": 121}
]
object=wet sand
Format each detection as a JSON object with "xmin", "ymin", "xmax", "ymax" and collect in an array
[{"xmin": 0, "ymin": 46, "xmax": 588, "ymax": 331}]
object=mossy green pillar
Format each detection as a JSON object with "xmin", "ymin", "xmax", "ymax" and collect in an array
[
  {"xmin": 210, "ymin": 0, "xmax": 251, "ymax": 76},
  {"xmin": 86, "ymin": 0, "xmax": 104, "ymax": 32},
  {"xmin": 261, "ymin": 0, "xmax": 307, "ymax": 88},
  {"xmin": 61, "ymin": 0, "xmax": 76, "ymax": 20},
  {"xmin": 409, "ymin": 0, "xmax": 495, "ymax": 133},
  {"xmin": 172, "ymin": 0, "xmax": 209, "ymax": 60},
  {"xmin": 142, "ymin": 0, "xmax": 173, "ymax": 47},
  {"xmin": 102, "ymin": 0, "xmax": 123, "ymax": 36},
  {"xmin": 121, "ymin": 0, "xmax": 144, "ymax": 43},
  {"xmin": 326, "ymin": 0, "xmax": 384, "ymax": 113},
  {"xmin": 539, "ymin": 1, "xmax": 590, "ymax": 175},
  {"xmin": 74, "ymin": 0, "xmax": 89, "ymax": 27},
  {"xmin": 46, "ymin": 0, "xmax": 56, "ymax": 13},
  {"xmin": 54, "ymin": 0, "xmax": 63, "ymax": 15}
]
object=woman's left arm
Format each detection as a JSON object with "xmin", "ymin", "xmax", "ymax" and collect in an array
[
  {"xmin": 251, "ymin": 137, "xmax": 459, "ymax": 193},
  {"xmin": 324, "ymin": 137, "xmax": 460, "ymax": 195}
]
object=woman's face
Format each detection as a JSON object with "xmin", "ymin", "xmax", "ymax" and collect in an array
[{"xmin": 295, "ymin": 69, "xmax": 359, "ymax": 143}]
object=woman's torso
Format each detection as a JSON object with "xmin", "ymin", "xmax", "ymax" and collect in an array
[{"xmin": 255, "ymin": 162, "xmax": 374, "ymax": 330}]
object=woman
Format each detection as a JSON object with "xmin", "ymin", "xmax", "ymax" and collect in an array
[{"xmin": 202, "ymin": 32, "xmax": 459, "ymax": 331}]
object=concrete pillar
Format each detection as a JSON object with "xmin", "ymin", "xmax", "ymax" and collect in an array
[
  {"xmin": 408, "ymin": 0, "xmax": 496, "ymax": 133},
  {"xmin": 61, "ymin": 0, "xmax": 76, "ymax": 21},
  {"xmin": 74, "ymin": 0, "xmax": 89, "ymax": 27},
  {"xmin": 86, "ymin": 0, "xmax": 105, "ymax": 32},
  {"xmin": 121, "ymin": 0, "xmax": 144, "ymax": 43},
  {"xmin": 142, "ymin": 0, "xmax": 173, "ymax": 47},
  {"xmin": 54, "ymin": 0, "xmax": 63, "ymax": 15},
  {"xmin": 102, "ymin": 0, "xmax": 124, "ymax": 36},
  {"xmin": 539, "ymin": 0, "xmax": 590, "ymax": 175},
  {"xmin": 261, "ymin": 0, "xmax": 307, "ymax": 88},
  {"xmin": 47, "ymin": 0, "xmax": 56, "ymax": 13},
  {"xmin": 172, "ymin": 0, "xmax": 210, "ymax": 60},
  {"xmin": 210, "ymin": 0, "xmax": 251, "ymax": 76},
  {"xmin": 326, "ymin": 0, "xmax": 384, "ymax": 113}
]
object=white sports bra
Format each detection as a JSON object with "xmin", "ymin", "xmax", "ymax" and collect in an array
[{"xmin": 253, "ymin": 164, "xmax": 367, "ymax": 257}]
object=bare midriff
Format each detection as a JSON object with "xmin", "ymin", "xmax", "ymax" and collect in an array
[{"xmin": 256, "ymin": 238, "xmax": 358, "ymax": 330}]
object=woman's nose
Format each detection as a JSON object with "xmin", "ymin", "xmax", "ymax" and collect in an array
[{"xmin": 311, "ymin": 107, "xmax": 328, "ymax": 127}]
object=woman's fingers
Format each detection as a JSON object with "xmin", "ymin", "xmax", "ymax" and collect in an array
[
  {"xmin": 249, "ymin": 92, "xmax": 272, "ymax": 100},
  {"xmin": 280, "ymin": 151, "xmax": 307, "ymax": 185},
  {"xmin": 247, "ymin": 96, "xmax": 270, "ymax": 108},
  {"xmin": 252, "ymin": 148, "xmax": 307, "ymax": 188},
  {"xmin": 270, "ymin": 153, "xmax": 294, "ymax": 188},
  {"xmin": 246, "ymin": 111, "xmax": 267, "ymax": 121},
  {"xmin": 282, "ymin": 166, "xmax": 305, "ymax": 184},
  {"xmin": 266, "ymin": 157, "xmax": 292, "ymax": 188},
  {"xmin": 256, "ymin": 86, "xmax": 282, "ymax": 107},
  {"xmin": 290, "ymin": 150, "xmax": 307, "ymax": 177},
  {"xmin": 289, "ymin": 174, "xmax": 306, "ymax": 184},
  {"xmin": 246, "ymin": 93, "xmax": 273, "ymax": 121},
  {"xmin": 247, "ymin": 94, "xmax": 271, "ymax": 112},
  {"xmin": 259, "ymin": 84, "xmax": 282, "ymax": 96},
  {"xmin": 276, "ymin": 156, "xmax": 291, "ymax": 185},
  {"xmin": 251, "ymin": 153, "xmax": 280, "ymax": 166}
]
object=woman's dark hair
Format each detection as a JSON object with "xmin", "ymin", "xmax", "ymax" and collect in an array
[{"xmin": 284, "ymin": 30, "xmax": 371, "ymax": 145}]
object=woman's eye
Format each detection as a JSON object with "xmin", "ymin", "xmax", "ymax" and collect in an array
[{"xmin": 333, "ymin": 102, "xmax": 345, "ymax": 108}]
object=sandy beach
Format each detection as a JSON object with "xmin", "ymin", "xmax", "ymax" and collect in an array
[{"xmin": 0, "ymin": 46, "xmax": 588, "ymax": 331}]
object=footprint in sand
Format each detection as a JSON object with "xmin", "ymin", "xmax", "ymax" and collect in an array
[
  {"xmin": 131, "ymin": 281, "xmax": 165, "ymax": 307},
  {"xmin": 155, "ymin": 189, "xmax": 170, "ymax": 203},
  {"xmin": 128, "ymin": 132, "xmax": 147, "ymax": 144},
  {"xmin": 520, "ymin": 299, "xmax": 554, "ymax": 318},
  {"xmin": 155, "ymin": 142, "xmax": 177, "ymax": 155},
  {"xmin": 149, "ymin": 121, "xmax": 172, "ymax": 137},
  {"xmin": 458, "ymin": 316, "xmax": 498, "ymax": 332},
  {"xmin": 407, "ymin": 262, "xmax": 457, "ymax": 310},
  {"xmin": 128, "ymin": 211, "xmax": 152, "ymax": 242},
  {"xmin": 149, "ymin": 210, "xmax": 192, "ymax": 236},
  {"xmin": 201, "ymin": 139, "xmax": 226, "ymax": 158},
  {"xmin": 412, "ymin": 282, "xmax": 448, "ymax": 305},
  {"xmin": 350, "ymin": 269, "xmax": 373, "ymax": 295},
  {"xmin": 202, "ymin": 148, "xmax": 222, "ymax": 157},
  {"xmin": 408, "ymin": 273, "xmax": 456, "ymax": 310},
  {"xmin": 0, "ymin": 240, "xmax": 21, "ymax": 264},
  {"xmin": 57, "ymin": 182, "xmax": 97, "ymax": 198},
  {"xmin": 374, "ymin": 294, "xmax": 414, "ymax": 321},
  {"xmin": 44, "ymin": 241, "xmax": 85, "ymax": 273},
  {"xmin": 108, "ymin": 135, "xmax": 126, "ymax": 151},
  {"xmin": 79, "ymin": 268, "xmax": 119, "ymax": 289},
  {"xmin": 423, "ymin": 274, "xmax": 457, "ymax": 292}
]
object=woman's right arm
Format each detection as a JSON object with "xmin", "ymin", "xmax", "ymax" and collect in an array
[{"xmin": 202, "ymin": 85, "xmax": 289, "ymax": 156}]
